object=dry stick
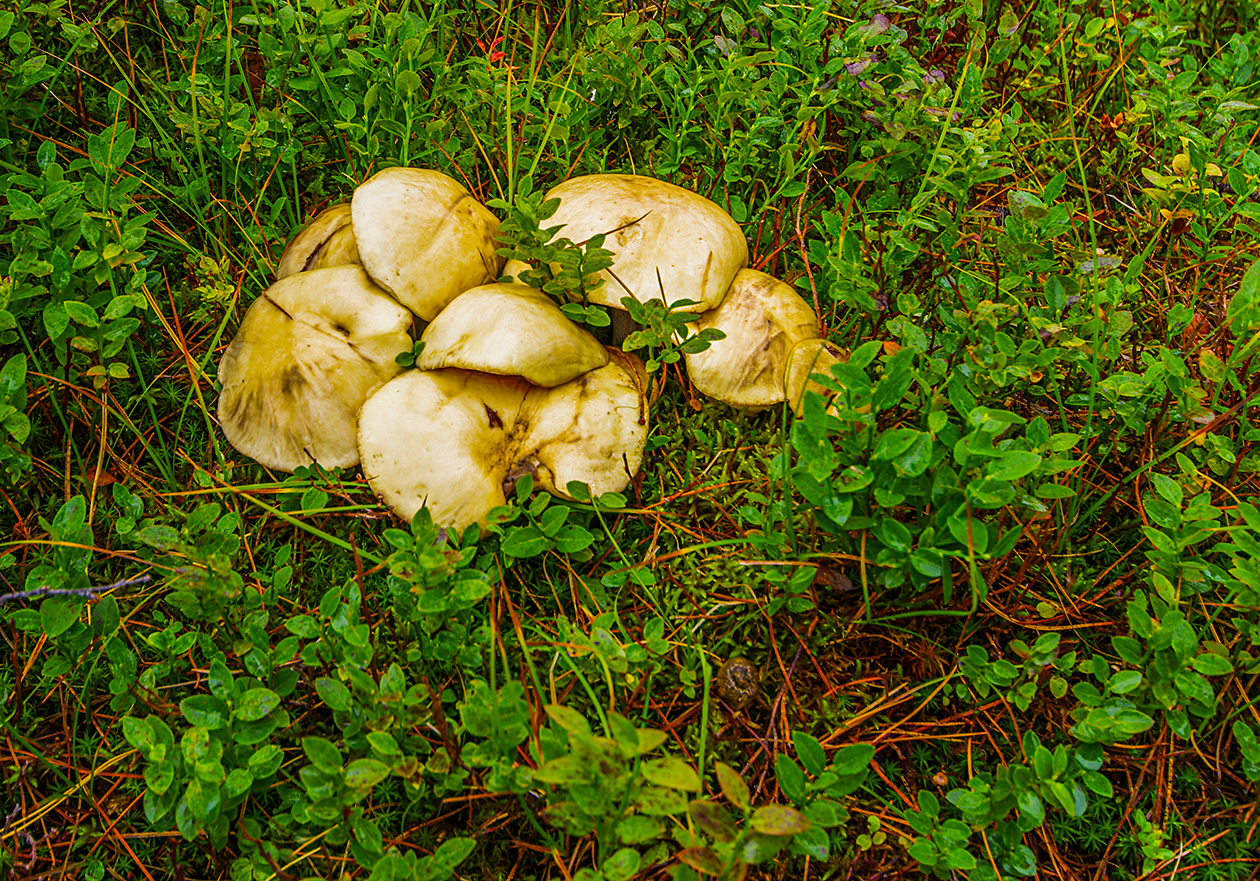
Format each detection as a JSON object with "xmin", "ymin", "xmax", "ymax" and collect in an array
[{"xmin": 0, "ymin": 575, "xmax": 151, "ymax": 607}]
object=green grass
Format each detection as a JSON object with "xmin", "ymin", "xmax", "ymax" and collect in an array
[{"xmin": 2, "ymin": 0, "xmax": 1260, "ymax": 879}]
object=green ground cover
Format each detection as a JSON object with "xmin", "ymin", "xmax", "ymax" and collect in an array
[{"xmin": 2, "ymin": 0, "xmax": 1260, "ymax": 878}]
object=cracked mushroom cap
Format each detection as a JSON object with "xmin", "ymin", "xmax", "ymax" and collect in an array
[
  {"xmin": 217, "ymin": 265, "xmax": 413, "ymax": 471},
  {"xmin": 504, "ymin": 174, "xmax": 746, "ymax": 313},
  {"xmin": 416, "ymin": 284, "xmax": 609, "ymax": 387},
  {"xmin": 276, "ymin": 203, "xmax": 361, "ymax": 278},
  {"xmin": 521, "ymin": 352, "xmax": 648, "ymax": 498},
  {"xmin": 351, "ymin": 167, "xmax": 502, "ymax": 321},
  {"xmin": 684, "ymin": 269, "xmax": 820, "ymax": 409},
  {"xmin": 358, "ymin": 355, "xmax": 647, "ymax": 532}
]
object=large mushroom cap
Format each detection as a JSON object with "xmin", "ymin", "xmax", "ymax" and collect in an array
[
  {"xmin": 217, "ymin": 265, "xmax": 413, "ymax": 471},
  {"xmin": 507, "ymin": 174, "xmax": 746, "ymax": 313},
  {"xmin": 352, "ymin": 167, "xmax": 502, "ymax": 321},
  {"xmin": 684, "ymin": 269, "xmax": 820, "ymax": 409},
  {"xmin": 416, "ymin": 284, "xmax": 609, "ymax": 387},
  {"xmin": 522, "ymin": 352, "xmax": 648, "ymax": 497},
  {"xmin": 358, "ymin": 354, "xmax": 647, "ymax": 532},
  {"xmin": 276, "ymin": 203, "xmax": 360, "ymax": 278},
  {"xmin": 358, "ymin": 369, "xmax": 531, "ymax": 531}
]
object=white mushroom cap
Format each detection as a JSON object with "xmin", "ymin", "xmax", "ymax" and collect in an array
[
  {"xmin": 217, "ymin": 266, "xmax": 413, "ymax": 471},
  {"xmin": 505, "ymin": 174, "xmax": 746, "ymax": 313},
  {"xmin": 521, "ymin": 352, "xmax": 648, "ymax": 497},
  {"xmin": 684, "ymin": 269, "xmax": 820, "ymax": 409},
  {"xmin": 276, "ymin": 203, "xmax": 360, "ymax": 278},
  {"xmin": 351, "ymin": 168, "xmax": 502, "ymax": 321},
  {"xmin": 357, "ymin": 369, "xmax": 531, "ymax": 531},
  {"xmin": 416, "ymin": 284, "xmax": 608, "ymax": 387},
  {"xmin": 358, "ymin": 354, "xmax": 647, "ymax": 532},
  {"xmin": 784, "ymin": 339, "xmax": 845, "ymax": 416}
]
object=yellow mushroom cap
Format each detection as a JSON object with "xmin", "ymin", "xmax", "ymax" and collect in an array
[
  {"xmin": 416, "ymin": 284, "xmax": 609, "ymax": 387},
  {"xmin": 351, "ymin": 167, "xmax": 502, "ymax": 321},
  {"xmin": 276, "ymin": 203, "xmax": 361, "ymax": 278},
  {"xmin": 522, "ymin": 352, "xmax": 648, "ymax": 498},
  {"xmin": 684, "ymin": 269, "xmax": 820, "ymax": 409},
  {"xmin": 216, "ymin": 265, "xmax": 412, "ymax": 471},
  {"xmin": 358, "ymin": 369, "xmax": 532, "ymax": 531}
]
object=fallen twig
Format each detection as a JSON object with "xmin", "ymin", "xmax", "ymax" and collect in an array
[{"xmin": 0, "ymin": 574, "xmax": 152, "ymax": 606}]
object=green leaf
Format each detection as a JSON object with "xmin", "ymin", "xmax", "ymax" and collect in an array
[
  {"xmin": 675, "ymin": 846, "xmax": 725, "ymax": 874},
  {"xmin": 248, "ymin": 744, "xmax": 283, "ymax": 777},
  {"xmin": 134, "ymin": 525, "xmax": 180, "ymax": 551},
  {"xmin": 207, "ymin": 658, "xmax": 234, "ymax": 698},
  {"xmin": 40, "ymin": 597, "xmax": 79, "ymax": 637},
  {"xmin": 750, "ymin": 804, "xmax": 811, "ymax": 836},
  {"xmin": 224, "ymin": 768, "xmax": 253, "ymax": 798},
  {"xmin": 871, "ymin": 349, "xmax": 915, "ymax": 411},
  {"xmin": 872, "ymin": 427, "xmax": 919, "ymax": 461},
  {"xmin": 614, "ymin": 814, "xmax": 663, "ymax": 845},
  {"xmin": 1036, "ymin": 483, "xmax": 1076, "ymax": 499},
  {"xmin": 234, "ymin": 688, "xmax": 280, "ymax": 722},
  {"xmin": 0, "ymin": 354, "xmax": 28, "ymax": 399},
  {"xmin": 367, "ymin": 732, "xmax": 402, "ymax": 758},
  {"xmin": 144, "ymin": 757, "xmax": 175, "ymax": 795},
  {"xmin": 607, "ymin": 713, "xmax": 640, "ymax": 754},
  {"xmin": 344, "ymin": 758, "xmax": 390, "ymax": 791},
  {"xmin": 635, "ymin": 785, "xmax": 688, "ymax": 815},
  {"xmin": 775, "ymin": 754, "xmax": 807, "ymax": 803},
  {"xmin": 690, "ymin": 799, "xmax": 739, "ymax": 843},
  {"xmin": 533, "ymin": 755, "xmax": 587, "ymax": 785},
  {"xmin": 791, "ymin": 736, "xmax": 831, "ymax": 776},
  {"xmin": 395, "ymin": 69, "xmax": 422, "ymax": 96},
  {"xmin": 715, "ymin": 761, "xmax": 750, "ymax": 812},
  {"xmin": 63, "ymin": 300, "xmax": 100, "ymax": 327},
  {"xmin": 601, "ymin": 847, "xmax": 640, "ymax": 881},
  {"xmin": 1191, "ymin": 653, "xmax": 1233, "ymax": 676},
  {"xmin": 1228, "ymin": 258, "xmax": 1260, "ymax": 333},
  {"xmin": 431, "ymin": 837, "xmax": 477, "ymax": 872},
  {"xmin": 794, "ymin": 825, "xmax": 830, "ymax": 859},
  {"xmin": 1104, "ymin": 707, "xmax": 1156, "ymax": 737},
  {"xmin": 1108, "ymin": 670, "xmax": 1143, "ymax": 694},
  {"xmin": 180, "ymin": 695, "xmax": 230, "ymax": 730},
  {"xmin": 316, "ymin": 677, "xmax": 352, "ymax": 712},
  {"xmin": 831, "ymin": 742, "xmax": 874, "ymax": 775},
  {"xmin": 804, "ymin": 799, "xmax": 845, "ymax": 828},
  {"xmin": 184, "ymin": 777, "xmax": 221, "ymax": 822},
  {"xmin": 642, "ymin": 757, "xmax": 701, "ymax": 791},
  {"xmin": 122, "ymin": 716, "xmax": 155, "ymax": 750},
  {"xmin": 1150, "ymin": 472, "xmax": 1183, "ymax": 505},
  {"xmin": 303, "ymin": 737, "xmax": 343, "ymax": 772},
  {"xmin": 501, "ymin": 525, "xmax": 550, "ymax": 558},
  {"xmin": 743, "ymin": 830, "xmax": 789, "ymax": 864},
  {"xmin": 893, "ymin": 431, "xmax": 934, "ymax": 477},
  {"xmin": 286, "ymin": 615, "xmax": 320, "ymax": 638},
  {"xmin": 545, "ymin": 704, "xmax": 592, "ymax": 737},
  {"xmin": 987, "ymin": 450, "xmax": 1042, "ymax": 481},
  {"xmin": 1016, "ymin": 789, "xmax": 1044, "ymax": 826}
]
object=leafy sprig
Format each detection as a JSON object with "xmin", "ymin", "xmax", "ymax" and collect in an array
[{"xmin": 489, "ymin": 182, "xmax": 615, "ymax": 328}]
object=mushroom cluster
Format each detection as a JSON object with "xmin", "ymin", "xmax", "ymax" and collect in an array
[{"xmin": 217, "ymin": 169, "xmax": 832, "ymax": 532}]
